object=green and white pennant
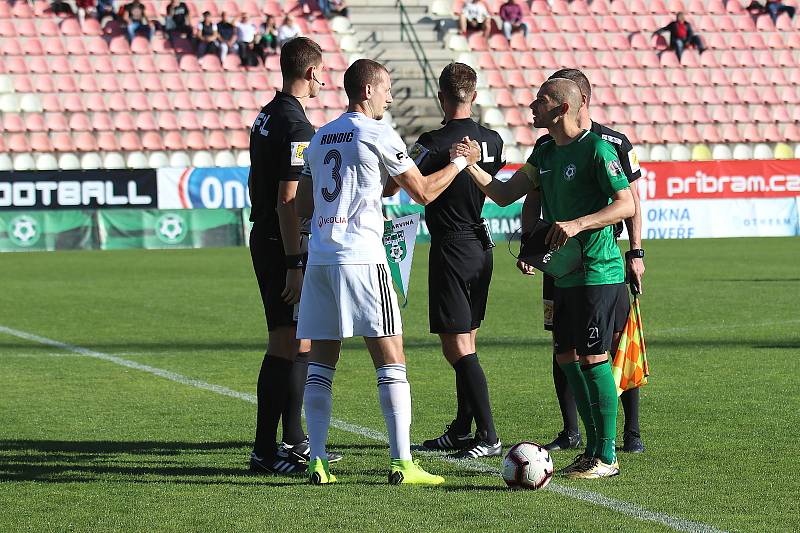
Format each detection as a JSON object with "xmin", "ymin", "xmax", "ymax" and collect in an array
[{"xmin": 383, "ymin": 213, "xmax": 420, "ymax": 308}]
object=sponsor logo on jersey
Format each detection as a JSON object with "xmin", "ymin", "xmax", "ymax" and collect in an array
[
  {"xmin": 563, "ymin": 163, "xmax": 577, "ymax": 181},
  {"xmin": 395, "ymin": 151, "xmax": 406, "ymax": 162},
  {"xmin": 601, "ymin": 133, "xmax": 623, "ymax": 146},
  {"xmin": 607, "ymin": 160, "xmax": 624, "ymax": 177},
  {"xmin": 290, "ymin": 141, "xmax": 309, "ymax": 166},
  {"xmin": 629, "ymin": 149, "xmax": 641, "ymax": 173},
  {"xmin": 317, "ymin": 215, "xmax": 348, "ymax": 228}
]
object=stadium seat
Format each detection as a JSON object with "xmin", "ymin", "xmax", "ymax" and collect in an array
[
  {"xmin": 690, "ymin": 143, "xmax": 712, "ymax": 160},
  {"xmin": 0, "ymin": 152, "xmax": 14, "ymax": 171},
  {"xmin": 513, "ymin": 126, "xmax": 536, "ymax": 146},
  {"xmin": 103, "ymin": 152, "xmax": 126, "ymax": 169},
  {"xmin": 35, "ymin": 153, "xmax": 59, "ymax": 170},
  {"xmin": 214, "ymin": 150, "xmax": 237, "ymax": 167},
  {"xmin": 126, "ymin": 151, "xmax": 149, "ymax": 169},
  {"xmin": 13, "ymin": 153, "xmax": 36, "ymax": 170},
  {"xmin": 163, "ymin": 131, "xmax": 185, "ymax": 151},
  {"xmin": 731, "ymin": 143, "xmax": 753, "ymax": 159},
  {"xmin": 773, "ymin": 143, "xmax": 793, "ymax": 159},
  {"xmin": 751, "ymin": 143, "xmax": 772, "ymax": 159},
  {"xmin": 236, "ymin": 150, "xmax": 251, "ymax": 167},
  {"xmin": 785, "ymin": 124, "xmax": 800, "ymax": 142},
  {"xmin": 58, "ymin": 153, "xmax": 81, "ymax": 170},
  {"xmin": 81, "ymin": 152, "xmax": 103, "ymax": 169},
  {"xmin": 145, "ymin": 151, "xmax": 167, "ymax": 168},
  {"xmin": 647, "ymin": 144, "xmax": 668, "ymax": 161},
  {"xmin": 192, "ymin": 150, "xmax": 215, "ymax": 167}
]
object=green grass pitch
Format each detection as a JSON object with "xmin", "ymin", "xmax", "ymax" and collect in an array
[{"xmin": 1, "ymin": 237, "xmax": 798, "ymax": 532}]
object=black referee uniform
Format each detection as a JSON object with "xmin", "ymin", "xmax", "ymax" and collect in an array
[
  {"xmin": 249, "ymin": 91, "xmax": 315, "ymax": 331},
  {"xmin": 413, "ymin": 118, "xmax": 505, "ymax": 454},
  {"xmin": 248, "ymin": 91, "xmax": 314, "ymax": 469},
  {"xmin": 535, "ymin": 121, "xmax": 644, "ymax": 450},
  {"xmin": 413, "ymin": 119, "xmax": 505, "ymax": 334}
]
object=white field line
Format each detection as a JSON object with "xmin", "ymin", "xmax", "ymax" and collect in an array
[{"xmin": 0, "ymin": 325, "xmax": 726, "ymax": 533}]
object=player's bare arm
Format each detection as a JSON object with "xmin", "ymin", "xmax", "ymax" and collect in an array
[
  {"xmin": 392, "ymin": 145, "xmax": 480, "ymax": 205},
  {"xmin": 276, "ymin": 180, "xmax": 304, "ymax": 305},
  {"xmin": 545, "ymin": 188, "xmax": 635, "ymax": 249},
  {"xmin": 383, "ymin": 176, "xmax": 401, "ymax": 197},
  {"xmin": 623, "ymin": 180, "xmax": 645, "ymax": 293},
  {"xmin": 295, "ymin": 174, "xmax": 314, "ymax": 219}
]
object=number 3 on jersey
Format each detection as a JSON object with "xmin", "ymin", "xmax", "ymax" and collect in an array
[{"xmin": 322, "ymin": 149, "xmax": 342, "ymax": 202}]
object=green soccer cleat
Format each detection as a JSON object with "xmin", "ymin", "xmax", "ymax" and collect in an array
[
  {"xmin": 388, "ymin": 459, "xmax": 445, "ymax": 486},
  {"xmin": 307, "ymin": 457, "xmax": 337, "ymax": 485}
]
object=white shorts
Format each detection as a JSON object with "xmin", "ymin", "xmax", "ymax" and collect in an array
[{"xmin": 297, "ymin": 263, "xmax": 403, "ymax": 340}]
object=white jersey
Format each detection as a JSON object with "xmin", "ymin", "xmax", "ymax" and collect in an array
[{"xmin": 302, "ymin": 112, "xmax": 414, "ymax": 265}]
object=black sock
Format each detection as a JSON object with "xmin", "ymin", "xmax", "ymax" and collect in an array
[
  {"xmin": 453, "ymin": 353, "xmax": 498, "ymax": 444},
  {"xmin": 253, "ymin": 353, "xmax": 293, "ymax": 458},
  {"xmin": 621, "ymin": 387, "xmax": 641, "ymax": 437},
  {"xmin": 552, "ymin": 352, "xmax": 580, "ymax": 435},
  {"xmin": 281, "ymin": 351, "xmax": 309, "ymax": 445},
  {"xmin": 451, "ymin": 369, "xmax": 473, "ymax": 435}
]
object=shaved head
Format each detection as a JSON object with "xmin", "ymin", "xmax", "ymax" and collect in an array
[{"xmin": 540, "ymin": 78, "xmax": 582, "ymax": 117}]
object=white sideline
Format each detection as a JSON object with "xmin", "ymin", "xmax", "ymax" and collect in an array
[{"xmin": 0, "ymin": 325, "xmax": 726, "ymax": 533}]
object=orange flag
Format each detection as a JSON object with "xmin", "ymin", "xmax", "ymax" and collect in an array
[{"xmin": 612, "ymin": 295, "xmax": 650, "ymax": 396}]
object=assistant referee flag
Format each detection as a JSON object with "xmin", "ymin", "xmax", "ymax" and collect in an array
[{"xmin": 612, "ymin": 295, "xmax": 650, "ymax": 396}]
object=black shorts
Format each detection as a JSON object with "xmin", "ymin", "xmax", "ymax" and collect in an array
[
  {"xmin": 250, "ymin": 221, "xmax": 306, "ymax": 331},
  {"xmin": 543, "ymin": 275, "xmax": 628, "ymax": 333},
  {"xmin": 428, "ymin": 236, "xmax": 493, "ymax": 334},
  {"xmin": 552, "ymin": 283, "xmax": 627, "ymax": 356}
]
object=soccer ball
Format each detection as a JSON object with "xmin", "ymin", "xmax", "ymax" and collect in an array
[{"xmin": 502, "ymin": 442, "xmax": 554, "ymax": 490}]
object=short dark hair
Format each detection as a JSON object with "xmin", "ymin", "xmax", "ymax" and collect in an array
[
  {"xmin": 548, "ymin": 68, "xmax": 591, "ymax": 104},
  {"xmin": 343, "ymin": 59, "xmax": 389, "ymax": 100},
  {"xmin": 280, "ymin": 37, "xmax": 323, "ymax": 81},
  {"xmin": 438, "ymin": 62, "xmax": 477, "ymax": 104}
]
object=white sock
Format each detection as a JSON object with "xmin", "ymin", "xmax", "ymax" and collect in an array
[
  {"xmin": 376, "ymin": 364, "xmax": 412, "ymax": 460},
  {"xmin": 304, "ymin": 362, "xmax": 335, "ymax": 462}
]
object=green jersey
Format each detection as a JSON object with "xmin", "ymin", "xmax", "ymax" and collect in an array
[{"xmin": 520, "ymin": 130, "xmax": 630, "ymax": 288}]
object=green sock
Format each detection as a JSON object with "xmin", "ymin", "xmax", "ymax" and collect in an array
[
  {"xmin": 582, "ymin": 361, "xmax": 618, "ymax": 464},
  {"xmin": 559, "ymin": 361, "xmax": 597, "ymax": 456}
]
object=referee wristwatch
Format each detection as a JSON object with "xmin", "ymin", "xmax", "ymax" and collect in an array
[{"xmin": 625, "ymin": 249, "xmax": 645, "ymax": 260}]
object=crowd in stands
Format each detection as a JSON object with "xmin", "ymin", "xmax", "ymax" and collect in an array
[
  {"xmin": 457, "ymin": 0, "xmax": 797, "ymax": 62},
  {"xmin": 45, "ymin": 0, "xmax": 349, "ymax": 66}
]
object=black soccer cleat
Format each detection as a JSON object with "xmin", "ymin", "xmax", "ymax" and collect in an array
[
  {"xmin": 279, "ymin": 438, "xmax": 343, "ymax": 464},
  {"xmin": 249, "ymin": 451, "xmax": 305, "ymax": 476},
  {"xmin": 544, "ymin": 430, "xmax": 583, "ymax": 452},
  {"xmin": 449, "ymin": 439, "xmax": 502, "ymax": 459},
  {"xmin": 621, "ymin": 431, "xmax": 645, "ymax": 453},
  {"xmin": 422, "ymin": 425, "xmax": 473, "ymax": 451}
]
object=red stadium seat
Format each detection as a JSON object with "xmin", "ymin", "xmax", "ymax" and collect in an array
[
  {"xmin": 720, "ymin": 123, "xmax": 741, "ymax": 142},
  {"xmin": 692, "ymin": 106, "xmax": 712, "ymax": 124},
  {"xmin": 119, "ymin": 131, "xmax": 142, "ymax": 151},
  {"xmin": 513, "ymin": 126, "xmax": 536, "ymax": 145},
  {"xmin": 96, "ymin": 131, "xmax": 119, "ymax": 151},
  {"xmin": 73, "ymin": 131, "xmax": 98, "ymax": 152},
  {"xmin": 579, "ymin": 16, "xmax": 600, "ymax": 33},
  {"xmin": 700, "ymin": 87, "xmax": 720, "ymax": 104},
  {"xmin": 2, "ymin": 113, "xmax": 24, "ymax": 133},
  {"xmin": 201, "ymin": 112, "xmax": 222, "ymax": 130},
  {"xmin": 681, "ymin": 125, "xmax": 702, "ymax": 143},
  {"xmin": 120, "ymin": 73, "xmax": 143, "ymax": 92},
  {"xmin": 504, "ymin": 108, "xmax": 527, "ymax": 127},
  {"xmin": 157, "ymin": 112, "xmax": 179, "ymax": 130},
  {"xmin": 68, "ymin": 113, "xmax": 91, "ymax": 131},
  {"xmin": 495, "ymin": 89, "xmax": 515, "ymax": 107},
  {"xmin": 207, "ymin": 130, "xmax": 229, "ymax": 150},
  {"xmin": 741, "ymin": 124, "xmax": 762, "ymax": 142},
  {"xmin": 784, "ymin": 124, "xmax": 800, "ymax": 142},
  {"xmin": 163, "ymin": 131, "xmax": 185, "ymax": 150},
  {"xmin": 223, "ymin": 111, "xmax": 245, "ymax": 129},
  {"xmin": 25, "ymin": 112, "xmax": 46, "ymax": 132},
  {"xmin": 730, "ymin": 105, "xmax": 750, "ymax": 122},
  {"xmin": 179, "ymin": 112, "xmax": 201, "ymax": 130},
  {"xmin": 26, "ymin": 133, "xmax": 48, "ymax": 152},
  {"xmin": 679, "ymin": 87, "xmax": 701, "ymax": 105},
  {"xmin": 600, "ymin": 15, "xmax": 620, "ymax": 33},
  {"xmin": 699, "ymin": 124, "xmax": 721, "ymax": 143},
  {"xmin": 52, "ymin": 132, "xmax": 76, "ymax": 152},
  {"xmin": 185, "ymin": 131, "xmax": 207, "ymax": 150},
  {"xmin": 660, "ymin": 124, "xmax": 681, "ymax": 143},
  {"xmin": 184, "ymin": 72, "xmax": 208, "ymax": 92},
  {"xmin": 113, "ymin": 112, "xmax": 136, "ymax": 131},
  {"xmin": 514, "ymin": 88, "xmax": 534, "ymax": 107},
  {"xmin": 141, "ymin": 131, "xmax": 164, "ymax": 151},
  {"xmin": 231, "ymin": 130, "xmax": 250, "ymax": 150},
  {"xmin": 135, "ymin": 111, "xmax": 157, "ymax": 130},
  {"xmin": 506, "ymin": 70, "xmax": 527, "ymax": 89},
  {"xmin": 719, "ymin": 86, "xmax": 740, "ymax": 104}
]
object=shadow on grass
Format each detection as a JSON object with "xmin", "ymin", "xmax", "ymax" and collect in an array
[{"xmin": 0, "ymin": 440, "xmax": 294, "ymax": 486}]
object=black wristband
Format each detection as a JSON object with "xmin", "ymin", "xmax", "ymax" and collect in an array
[
  {"xmin": 625, "ymin": 249, "xmax": 645, "ymax": 260},
  {"xmin": 285, "ymin": 254, "xmax": 304, "ymax": 270}
]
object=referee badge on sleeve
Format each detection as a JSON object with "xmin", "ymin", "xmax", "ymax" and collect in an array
[
  {"xmin": 290, "ymin": 141, "xmax": 310, "ymax": 166},
  {"xmin": 408, "ymin": 143, "xmax": 429, "ymax": 166}
]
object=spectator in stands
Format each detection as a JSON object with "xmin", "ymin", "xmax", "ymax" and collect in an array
[
  {"xmin": 256, "ymin": 15, "xmax": 279, "ymax": 59},
  {"xmin": 277, "ymin": 15, "xmax": 302, "ymax": 48},
  {"xmin": 459, "ymin": 0, "xmax": 492, "ymax": 38},
  {"xmin": 75, "ymin": 0, "xmax": 95, "ymax": 27},
  {"xmin": 499, "ymin": 0, "xmax": 527, "ymax": 42},
  {"xmin": 96, "ymin": 0, "xmax": 116, "ymax": 23},
  {"xmin": 217, "ymin": 12, "xmax": 238, "ymax": 60},
  {"xmin": 747, "ymin": 1, "xmax": 796, "ymax": 23},
  {"xmin": 327, "ymin": 0, "xmax": 350, "ymax": 18},
  {"xmin": 123, "ymin": 0, "xmax": 153, "ymax": 42},
  {"xmin": 164, "ymin": 0, "xmax": 191, "ymax": 41},
  {"xmin": 196, "ymin": 10, "xmax": 219, "ymax": 57},
  {"xmin": 236, "ymin": 14, "xmax": 259, "ymax": 67},
  {"xmin": 652, "ymin": 12, "xmax": 705, "ymax": 62},
  {"xmin": 50, "ymin": 0, "xmax": 74, "ymax": 16}
]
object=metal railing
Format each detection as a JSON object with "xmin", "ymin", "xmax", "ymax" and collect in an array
[{"xmin": 396, "ymin": 0, "xmax": 440, "ymax": 108}]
